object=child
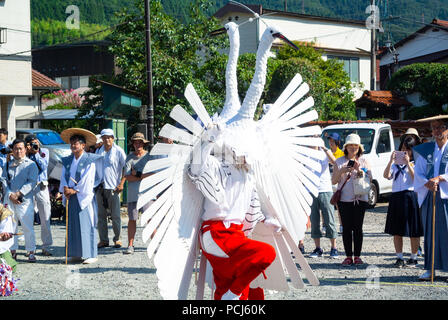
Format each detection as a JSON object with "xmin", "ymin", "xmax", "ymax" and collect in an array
[
  {"xmin": 0, "ymin": 204, "xmax": 17, "ymax": 272},
  {"xmin": 383, "ymin": 135, "xmax": 423, "ymax": 268}
]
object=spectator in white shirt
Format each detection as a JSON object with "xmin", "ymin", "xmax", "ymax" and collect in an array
[{"xmin": 95, "ymin": 129, "xmax": 126, "ymax": 249}]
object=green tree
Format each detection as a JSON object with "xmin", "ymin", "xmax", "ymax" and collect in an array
[
  {"xmin": 266, "ymin": 42, "xmax": 356, "ymax": 121},
  {"xmin": 387, "ymin": 63, "xmax": 448, "ymax": 119},
  {"xmin": 78, "ymin": 0, "xmax": 225, "ymax": 136}
]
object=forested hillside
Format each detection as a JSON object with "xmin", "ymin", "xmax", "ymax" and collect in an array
[{"xmin": 30, "ymin": 0, "xmax": 448, "ymax": 47}]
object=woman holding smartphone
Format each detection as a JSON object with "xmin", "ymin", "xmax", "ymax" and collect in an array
[
  {"xmin": 332, "ymin": 134, "xmax": 372, "ymax": 266},
  {"xmin": 383, "ymin": 135, "xmax": 423, "ymax": 268}
]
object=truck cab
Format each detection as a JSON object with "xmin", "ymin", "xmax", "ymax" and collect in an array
[{"xmin": 322, "ymin": 122, "xmax": 394, "ymax": 207}]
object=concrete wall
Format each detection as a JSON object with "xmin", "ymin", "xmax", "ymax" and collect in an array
[{"xmin": 0, "ymin": 0, "xmax": 32, "ymax": 96}]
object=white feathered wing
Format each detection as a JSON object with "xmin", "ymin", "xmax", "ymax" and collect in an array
[{"xmin": 137, "ymin": 84, "xmax": 214, "ymax": 300}]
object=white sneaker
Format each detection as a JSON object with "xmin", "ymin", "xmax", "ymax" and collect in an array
[
  {"xmin": 82, "ymin": 257, "xmax": 98, "ymax": 264},
  {"xmin": 221, "ymin": 289, "xmax": 241, "ymax": 300},
  {"xmin": 418, "ymin": 270, "xmax": 434, "ymax": 281}
]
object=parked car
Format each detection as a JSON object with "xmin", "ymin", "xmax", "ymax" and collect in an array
[
  {"xmin": 16, "ymin": 128, "xmax": 72, "ymax": 181},
  {"xmin": 15, "ymin": 129, "xmax": 72, "ymax": 220},
  {"xmin": 322, "ymin": 122, "xmax": 395, "ymax": 208}
]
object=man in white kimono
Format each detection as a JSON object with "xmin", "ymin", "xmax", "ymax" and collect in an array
[
  {"xmin": 59, "ymin": 129, "xmax": 101, "ymax": 264},
  {"xmin": 414, "ymin": 116, "xmax": 448, "ymax": 281}
]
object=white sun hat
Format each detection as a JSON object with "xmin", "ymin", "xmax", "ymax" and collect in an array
[{"xmin": 342, "ymin": 133, "xmax": 364, "ymax": 153}]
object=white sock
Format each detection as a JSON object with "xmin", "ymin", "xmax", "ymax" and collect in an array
[
  {"xmin": 396, "ymin": 253, "xmax": 403, "ymax": 259},
  {"xmin": 410, "ymin": 253, "xmax": 417, "ymax": 260}
]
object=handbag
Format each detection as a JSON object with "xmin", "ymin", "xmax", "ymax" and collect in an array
[
  {"xmin": 330, "ymin": 173, "xmax": 351, "ymax": 206},
  {"xmin": 353, "ymin": 170, "xmax": 371, "ymax": 196}
]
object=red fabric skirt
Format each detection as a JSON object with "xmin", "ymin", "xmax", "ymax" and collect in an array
[{"xmin": 199, "ymin": 220, "xmax": 275, "ymax": 300}]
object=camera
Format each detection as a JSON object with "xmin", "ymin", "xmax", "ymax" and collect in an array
[
  {"xmin": 31, "ymin": 143, "xmax": 39, "ymax": 151},
  {"xmin": 0, "ymin": 147, "xmax": 11, "ymax": 155}
]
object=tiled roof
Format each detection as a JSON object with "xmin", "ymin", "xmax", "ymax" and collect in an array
[
  {"xmin": 433, "ymin": 19, "xmax": 448, "ymax": 28},
  {"xmin": 356, "ymin": 90, "xmax": 412, "ymax": 107},
  {"xmin": 32, "ymin": 69, "xmax": 61, "ymax": 90}
]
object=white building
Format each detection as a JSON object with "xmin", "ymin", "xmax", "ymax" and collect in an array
[
  {"xmin": 0, "ymin": 0, "xmax": 32, "ymax": 139},
  {"xmin": 214, "ymin": 3, "xmax": 373, "ymax": 99},
  {"xmin": 379, "ymin": 18, "xmax": 448, "ymax": 98}
]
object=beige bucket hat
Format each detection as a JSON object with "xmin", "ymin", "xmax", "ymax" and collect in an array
[
  {"xmin": 342, "ymin": 133, "xmax": 365, "ymax": 153},
  {"xmin": 400, "ymin": 127, "xmax": 420, "ymax": 141},
  {"xmin": 130, "ymin": 132, "xmax": 150, "ymax": 144}
]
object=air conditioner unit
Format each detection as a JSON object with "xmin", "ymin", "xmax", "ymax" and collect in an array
[{"xmin": 0, "ymin": 28, "xmax": 6, "ymax": 44}]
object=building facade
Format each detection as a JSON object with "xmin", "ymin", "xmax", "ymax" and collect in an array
[{"xmin": 0, "ymin": 0, "xmax": 33, "ymax": 138}]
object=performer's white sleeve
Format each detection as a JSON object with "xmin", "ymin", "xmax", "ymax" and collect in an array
[
  {"xmin": 188, "ymin": 154, "xmax": 228, "ymax": 207},
  {"xmin": 242, "ymin": 188, "xmax": 265, "ymax": 235},
  {"xmin": 414, "ymin": 155, "xmax": 429, "ymax": 207}
]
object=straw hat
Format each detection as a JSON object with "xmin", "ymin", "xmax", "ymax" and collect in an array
[
  {"xmin": 130, "ymin": 132, "xmax": 149, "ymax": 144},
  {"xmin": 342, "ymin": 133, "xmax": 364, "ymax": 153},
  {"xmin": 60, "ymin": 128, "xmax": 97, "ymax": 147},
  {"xmin": 416, "ymin": 114, "xmax": 448, "ymax": 122}
]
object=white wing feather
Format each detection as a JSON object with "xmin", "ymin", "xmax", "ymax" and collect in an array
[
  {"xmin": 170, "ymin": 104, "xmax": 204, "ymax": 137},
  {"xmin": 138, "ymin": 103, "xmax": 206, "ymax": 300},
  {"xmin": 184, "ymin": 83, "xmax": 212, "ymax": 127},
  {"xmin": 159, "ymin": 123, "xmax": 195, "ymax": 146},
  {"xmin": 251, "ymin": 74, "xmax": 323, "ymax": 246}
]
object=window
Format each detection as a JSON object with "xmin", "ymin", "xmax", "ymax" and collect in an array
[
  {"xmin": 376, "ymin": 130, "xmax": 391, "ymax": 154},
  {"xmin": 0, "ymin": 28, "xmax": 6, "ymax": 44},
  {"xmin": 56, "ymin": 76, "xmax": 89, "ymax": 90},
  {"xmin": 36, "ymin": 131, "xmax": 65, "ymax": 145},
  {"xmin": 327, "ymin": 55, "xmax": 360, "ymax": 83},
  {"xmin": 322, "ymin": 128, "xmax": 375, "ymax": 154}
]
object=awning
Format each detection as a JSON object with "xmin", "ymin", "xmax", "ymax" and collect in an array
[{"xmin": 16, "ymin": 109, "xmax": 93, "ymax": 121}]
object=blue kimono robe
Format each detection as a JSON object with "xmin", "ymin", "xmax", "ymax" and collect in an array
[
  {"xmin": 59, "ymin": 152, "xmax": 102, "ymax": 259},
  {"xmin": 414, "ymin": 141, "xmax": 448, "ymax": 271}
]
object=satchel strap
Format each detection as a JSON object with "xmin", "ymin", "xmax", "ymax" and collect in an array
[{"xmin": 338, "ymin": 173, "xmax": 351, "ymax": 192}]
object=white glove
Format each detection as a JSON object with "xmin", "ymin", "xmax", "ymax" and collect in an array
[{"xmin": 263, "ymin": 217, "xmax": 282, "ymax": 233}]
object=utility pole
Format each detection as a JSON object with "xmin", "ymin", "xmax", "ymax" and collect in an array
[
  {"xmin": 284, "ymin": 0, "xmax": 287, "ymax": 11},
  {"xmin": 144, "ymin": 0, "xmax": 155, "ymax": 149},
  {"xmin": 370, "ymin": 0, "xmax": 377, "ymax": 91}
]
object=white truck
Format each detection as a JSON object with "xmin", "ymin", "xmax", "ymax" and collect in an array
[{"xmin": 321, "ymin": 122, "xmax": 395, "ymax": 208}]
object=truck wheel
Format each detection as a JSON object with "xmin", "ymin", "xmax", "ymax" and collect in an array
[{"xmin": 368, "ymin": 182, "xmax": 378, "ymax": 208}]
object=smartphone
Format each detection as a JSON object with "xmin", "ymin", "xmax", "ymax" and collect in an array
[
  {"xmin": 394, "ymin": 151, "xmax": 407, "ymax": 165},
  {"xmin": 347, "ymin": 160, "xmax": 355, "ymax": 167}
]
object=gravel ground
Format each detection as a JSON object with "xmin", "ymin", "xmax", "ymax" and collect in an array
[{"xmin": 5, "ymin": 201, "xmax": 448, "ymax": 300}]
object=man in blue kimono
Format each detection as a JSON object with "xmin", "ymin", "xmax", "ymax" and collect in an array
[
  {"xmin": 59, "ymin": 128, "xmax": 102, "ymax": 264},
  {"xmin": 414, "ymin": 115, "xmax": 448, "ymax": 281}
]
